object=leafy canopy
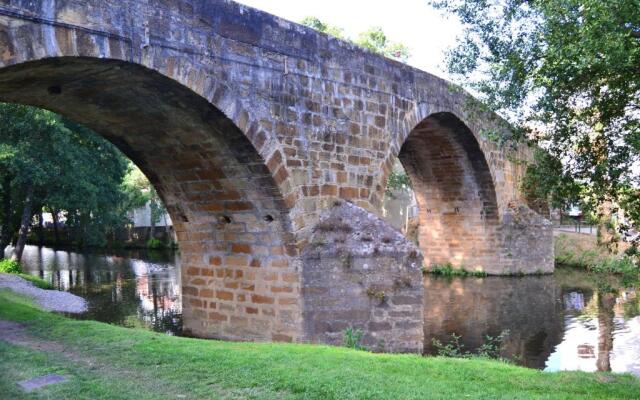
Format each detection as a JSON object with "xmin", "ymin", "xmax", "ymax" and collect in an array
[
  {"xmin": 301, "ymin": 17, "xmax": 410, "ymax": 62},
  {"xmin": 430, "ymin": 0, "xmax": 640, "ymax": 221},
  {"xmin": 0, "ymin": 103, "xmax": 129, "ymax": 246}
]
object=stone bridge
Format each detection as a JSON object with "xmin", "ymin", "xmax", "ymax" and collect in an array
[{"xmin": 0, "ymin": 0, "xmax": 553, "ymax": 352}]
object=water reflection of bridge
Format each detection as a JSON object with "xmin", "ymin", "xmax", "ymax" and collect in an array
[{"xmin": 423, "ymin": 270, "xmax": 640, "ymax": 375}]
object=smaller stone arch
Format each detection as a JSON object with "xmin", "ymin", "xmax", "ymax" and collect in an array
[{"xmin": 398, "ymin": 112, "xmax": 502, "ymax": 272}]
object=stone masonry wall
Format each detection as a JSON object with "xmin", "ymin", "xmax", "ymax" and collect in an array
[{"xmin": 302, "ymin": 201, "xmax": 424, "ymax": 353}]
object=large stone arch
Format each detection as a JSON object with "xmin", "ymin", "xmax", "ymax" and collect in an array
[{"xmin": 0, "ymin": 56, "xmax": 301, "ymax": 342}]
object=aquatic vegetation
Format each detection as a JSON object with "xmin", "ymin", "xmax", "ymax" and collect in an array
[{"xmin": 427, "ymin": 263, "xmax": 487, "ymax": 277}]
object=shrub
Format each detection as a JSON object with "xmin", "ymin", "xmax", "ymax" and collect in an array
[
  {"xmin": 146, "ymin": 238, "xmax": 165, "ymax": 250},
  {"xmin": 343, "ymin": 328, "xmax": 366, "ymax": 351},
  {"xmin": 432, "ymin": 330, "xmax": 510, "ymax": 360},
  {"xmin": 0, "ymin": 259, "xmax": 22, "ymax": 274}
]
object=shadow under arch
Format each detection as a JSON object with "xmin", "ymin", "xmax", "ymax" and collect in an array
[
  {"xmin": 398, "ymin": 112, "xmax": 502, "ymax": 272},
  {"xmin": 0, "ymin": 56, "xmax": 301, "ymax": 342}
]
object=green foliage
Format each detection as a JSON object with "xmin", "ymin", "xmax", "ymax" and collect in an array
[
  {"xmin": 431, "ymin": 0, "xmax": 640, "ymax": 231},
  {"xmin": 0, "ymin": 103, "xmax": 130, "ymax": 248},
  {"xmin": 555, "ymin": 233, "xmax": 640, "ymax": 290},
  {"xmin": 146, "ymin": 238, "xmax": 165, "ymax": 250},
  {"xmin": 521, "ymin": 149, "xmax": 582, "ymax": 210},
  {"xmin": 300, "ymin": 16, "xmax": 346, "ymax": 39},
  {"xmin": 355, "ymin": 27, "xmax": 410, "ymax": 62},
  {"xmin": 343, "ymin": 327, "xmax": 366, "ymax": 351},
  {"xmin": 428, "ymin": 263, "xmax": 487, "ymax": 277},
  {"xmin": 590, "ymin": 257, "xmax": 639, "ymax": 276},
  {"xmin": 301, "ymin": 18, "xmax": 410, "ymax": 62},
  {"xmin": 432, "ymin": 330, "xmax": 510, "ymax": 360},
  {"xmin": 0, "ymin": 103, "xmax": 171, "ymax": 249},
  {"xmin": 385, "ymin": 171, "xmax": 412, "ymax": 196},
  {"xmin": 0, "ymin": 259, "xmax": 21, "ymax": 274}
]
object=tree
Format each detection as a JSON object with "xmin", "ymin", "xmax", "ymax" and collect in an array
[
  {"xmin": 356, "ymin": 27, "xmax": 410, "ymax": 62},
  {"xmin": 121, "ymin": 163, "xmax": 167, "ymax": 242},
  {"xmin": 300, "ymin": 16, "xmax": 346, "ymax": 40},
  {"xmin": 301, "ymin": 18, "xmax": 410, "ymax": 62},
  {"xmin": 0, "ymin": 103, "xmax": 129, "ymax": 261},
  {"xmin": 430, "ymin": 0, "xmax": 640, "ymax": 236}
]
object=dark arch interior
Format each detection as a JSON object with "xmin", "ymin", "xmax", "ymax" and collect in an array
[
  {"xmin": 398, "ymin": 112, "xmax": 501, "ymax": 271},
  {"xmin": 0, "ymin": 57, "xmax": 295, "ymax": 340}
]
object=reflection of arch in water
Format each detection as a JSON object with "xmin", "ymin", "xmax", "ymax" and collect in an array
[{"xmin": 423, "ymin": 275, "xmax": 565, "ymax": 368}]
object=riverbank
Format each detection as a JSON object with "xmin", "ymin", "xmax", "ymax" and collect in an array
[
  {"xmin": 555, "ymin": 231, "xmax": 639, "ymax": 276},
  {"xmin": 1, "ymin": 290, "xmax": 638, "ymax": 399},
  {"xmin": 0, "ymin": 273, "xmax": 87, "ymax": 313}
]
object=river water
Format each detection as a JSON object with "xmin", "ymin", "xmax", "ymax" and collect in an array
[{"xmin": 13, "ymin": 245, "xmax": 640, "ymax": 376}]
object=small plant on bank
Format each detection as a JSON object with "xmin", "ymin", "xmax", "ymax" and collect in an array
[
  {"xmin": 343, "ymin": 327, "xmax": 366, "ymax": 351},
  {"xmin": 432, "ymin": 330, "xmax": 510, "ymax": 360},
  {"xmin": 431, "ymin": 333, "xmax": 466, "ymax": 358},
  {"xmin": 428, "ymin": 263, "xmax": 487, "ymax": 277},
  {"xmin": 0, "ymin": 259, "xmax": 22, "ymax": 274}
]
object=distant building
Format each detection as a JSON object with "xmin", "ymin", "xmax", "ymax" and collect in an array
[{"xmin": 128, "ymin": 202, "xmax": 172, "ymax": 228}]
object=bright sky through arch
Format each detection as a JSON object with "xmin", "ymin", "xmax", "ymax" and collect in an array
[{"xmin": 234, "ymin": 0, "xmax": 462, "ymax": 79}]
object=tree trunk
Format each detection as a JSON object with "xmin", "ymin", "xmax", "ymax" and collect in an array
[
  {"xmin": 0, "ymin": 174, "xmax": 12, "ymax": 260},
  {"xmin": 51, "ymin": 209, "xmax": 60, "ymax": 247},
  {"xmin": 163, "ymin": 214, "xmax": 170, "ymax": 245},
  {"xmin": 596, "ymin": 200, "xmax": 617, "ymax": 253},
  {"xmin": 149, "ymin": 201, "xmax": 157, "ymax": 240},
  {"xmin": 11, "ymin": 182, "xmax": 35, "ymax": 263},
  {"xmin": 37, "ymin": 208, "xmax": 44, "ymax": 247}
]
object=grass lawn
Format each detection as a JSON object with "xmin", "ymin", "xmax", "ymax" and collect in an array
[{"xmin": 0, "ymin": 290, "xmax": 638, "ymax": 399}]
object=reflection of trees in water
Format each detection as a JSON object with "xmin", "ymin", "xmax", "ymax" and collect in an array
[
  {"xmin": 596, "ymin": 291, "xmax": 616, "ymax": 372},
  {"xmin": 19, "ymin": 245, "xmax": 182, "ymax": 334},
  {"xmin": 138, "ymin": 272, "xmax": 182, "ymax": 335}
]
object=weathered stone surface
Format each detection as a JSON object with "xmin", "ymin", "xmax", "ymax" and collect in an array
[
  {"xmin": 302, "ymin": 201, "xmax": 424, "ymax": 353},
  {"xmin": 0, "ymin": 0, "xmax": 553, "ymax": 349}
]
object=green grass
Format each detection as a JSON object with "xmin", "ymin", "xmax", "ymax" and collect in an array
[
  {"xmin": 0, "ymin": 291, "xmax": 638, "ymax": 399},
  {"xmin": 15, "ymin": 273, "xmax": 54, "ymax": 290}
]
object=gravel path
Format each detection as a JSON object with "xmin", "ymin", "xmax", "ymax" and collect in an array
[{"xmin": 0, "ymin": 273, "xmax": 88, "ymax": 313}]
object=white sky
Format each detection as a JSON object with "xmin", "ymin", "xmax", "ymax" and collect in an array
[{"xmin": 234, "ymin": 0, "xmax": 462, "ymax": 79}]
